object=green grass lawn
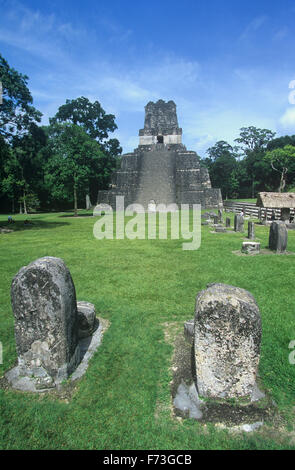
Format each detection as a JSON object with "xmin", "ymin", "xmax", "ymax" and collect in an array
[
  {"xmin": 226, "ymin": 199, "xmax": 257, "ymax": 203},
  {"xmin": 0, "ymin": 211, "xmax": 295, "ymax": 449}
]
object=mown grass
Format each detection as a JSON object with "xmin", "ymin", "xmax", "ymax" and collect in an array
[
  {"xmin": 226, "ymin": 199, "xmax": 256, "ymax": 203},
  {"xmin": 0, "ymin": 210, "xmax": 295, "ymax": 449}
]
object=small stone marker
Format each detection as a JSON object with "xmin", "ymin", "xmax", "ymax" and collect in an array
[
  {"xmin": 234, "ymin": 214, "xmax": 244, "ymax": 232},
  {"xmin": 226, "ymin": 217, "xmax": 231, "ymax": 228},
  {"xmin": 86, "ymin": 194, "xmax": 92, "ymax": 210},
  {"xmin": 215, "ymin": 226, "xmax": 226, "ymax": 233},
  {"xmin": 194, "ymin": 283, "xmax": 262, "ymax": 399},
  {"xmin": 213, "ymin": 215, "xmax": 219, "ymax": 225},
  {"xmin": 218, "ymin": 208, "xmax": 223, "ymax": 223},
  {"xmin": 242, "ymin": 241, "xmax": 260, "ymax": 254},
  {"xmin": 77, "ymin": 301, "xmax": 98, "ymax": 339},
  {"xmin": 248, "ymin": 221, "xmax": 255, "ymax": 240},
  {"xmin": 10, "ymin": 257, "xmax": 80, "ymax": 388},
  {"xmin": 269, "ymin": 221, "xmax": 288, "ymax": 253},
  {"xmin": 281, "ymin": 207, "xmax": 290, "ymax": 223}
]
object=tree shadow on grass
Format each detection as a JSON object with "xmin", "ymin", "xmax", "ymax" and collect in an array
[
  {"xmin": 59, "ymin": 212, "xmax": 94, "ymax": 218},
  {"xmin": 0, "ymin": 219, "xmax": 70, "ymax": 233}
]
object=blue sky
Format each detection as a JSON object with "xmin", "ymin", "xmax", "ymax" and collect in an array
[{"xmin": 1, "ymin": 0, "xmax": 295, "ymax": 157}]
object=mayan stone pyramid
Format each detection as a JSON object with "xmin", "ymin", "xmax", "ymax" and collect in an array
[{"xmin": 97, "ymin": 100, "xmax": 222, "ymax": 210}]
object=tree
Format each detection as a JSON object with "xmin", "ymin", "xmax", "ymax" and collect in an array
[
  {"xmin": 204, "ymin": 141, "xmax": 239, "ymax": 199},
  {"xmin": 50, "ymin": 96, "xmax": 116, "ymax": 139},
  {"xmin": 0, "ymin": 54, "xmax": 42, "ymax": 140},
  {"xmin": 50, "ymin": 97, "xmax": 122, "ymax": 206},
  {"xmin": 234, "ymin": 126, "xmax": 276, "ymax": 152},
  {"xmin": 264, "ymin": 145, "xmax": 295, "ymax": 192},
  {"xmin": 2, "ymin": 123, "xmax": 47, "ymax": 213},
  {"xmin": 0, "ymin": 55, "xmax": 45, "ymax": 212},
  {"xmin": 266, "ymin": 135, "xmax": 295, "ymax": 151},
  {"xmin": 234, "ymin": 126, "xmax": 276, "ymax": 197},
  {"xmin": 206, "ymin": 140, "xmax": 239, "ymax": 161},
  {"xmin": 45, "ymin": 123, "xmax": 106, "ymax": 216}
]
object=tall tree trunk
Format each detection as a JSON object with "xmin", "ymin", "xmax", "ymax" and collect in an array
[
  {"xmin": 74, "ymin": 185, "xmax": 78, "ymax": 217},
  {"xmin": 23, "ymin": 189, "xmax": 27, "ymax": 215},
  {"xmin": 86, "ymin": 193, "xmax": 92, "ymax": 210},
  {"xmin": 278, "ymin": 170, "xmax": 286, "ymax": 193}
]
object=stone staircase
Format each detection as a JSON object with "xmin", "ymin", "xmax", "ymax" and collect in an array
[{"xmin": 134, "ymin": 146, "xmax": 177, "ymax": 209}]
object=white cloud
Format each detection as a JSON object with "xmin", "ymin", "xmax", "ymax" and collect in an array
[
  {"xmin": 239, "ymin": 15, "xmax": 268, "ymax": 41},
  {"xmin": 98, "ymin": 77, "xmax": 156, "ymax": 105},
  {"xmin": 0, "ymin": 1, "xmax": 87, "ymax": 61},
  {"xmin": 279, "ymin": 108, "xmax": 295, "ymax": 128}
]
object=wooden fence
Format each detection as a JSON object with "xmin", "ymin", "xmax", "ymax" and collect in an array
[{"xmin": 223, "ymin": 201, "xmax": 295, "ymax": 220}]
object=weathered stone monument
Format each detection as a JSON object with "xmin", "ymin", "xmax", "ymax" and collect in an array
[
  {"xmin": 194, "ymin": 283, "xmax": 262, "ymax": 399},
  {"xmin": 241, "ymin": 241, "xmax": 261, "ymax": 255},
  {"xmin": 77, "ymin": 301, "xmax": 97, "ymax": 339},
  {"xmin": 215, "ymin": 226, "xmax": 226, "ymax": 233},
  {"xmin": 174, "ymin": 284, "xmax": 270, "ymax": 426},
  {"xmin": 97, "ymin": 100, "xmax": 223, "ymax": 210},
  {"xmin": 248, "ymin": 221, "xmax": 255, "ymax": 240},
  {"xmin": 269, "ymin": 221, "xmax": 288, "ymax": 253},
  {"xmin": 6, "ymin": 257, "xmax": 101, "ymax": 392},
  {"xmin": 218, "ymin": 208, "xmax": 223, "ymax": 223},
  {"xmin": 234, "ymin": 214, "xmax": 244, "ymax": 232},
  {"xmin": 226, "ymin": 217, "xmax": 231, "ymax": 228}
]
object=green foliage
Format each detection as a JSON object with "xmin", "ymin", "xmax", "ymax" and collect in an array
[
  {"xmin": 204, "ymin": 141, "xmax": 240, "ymax": 199},
  {"xmin": 264, "ymin": 145, "xmax": 295, "ymax": 192},
  {"xmin": 0, "ymin": 54, "xmax": 42, "ymax": 139},
  {"xmin": 47, "ymin": 96, "xmax": 122, "ymax": 205},
  {"xmin": 45, "ymin": 123, "xmax": 107, "ymax": 215},
  {"xmin": 203, "ymin": 127, "xmax": 295, "ymax": 199},
  {"xmin": 49, "ymin": 96, "xmax": 122, "ymax": 159},
  {"xmin": 234, "ymin": 126, "xmax": 276, "ymax": 153},
  {"xmin": 50, "ymin": 96, "xmax": 117, "ymax": 141},
  {"xmin": 0, "ymin": 55, "xmax": 122, "ymax": 212},
  {"xmin": 1, "ymin": 124, "xmax": 47, "ymax": 212},
  {"xmin": 267, "ymin": 135, "xmax": 295, "ymax": 151},
  {"xmin": 18, "ymin": 192, "xmax": 40, "ymax": 212}
]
